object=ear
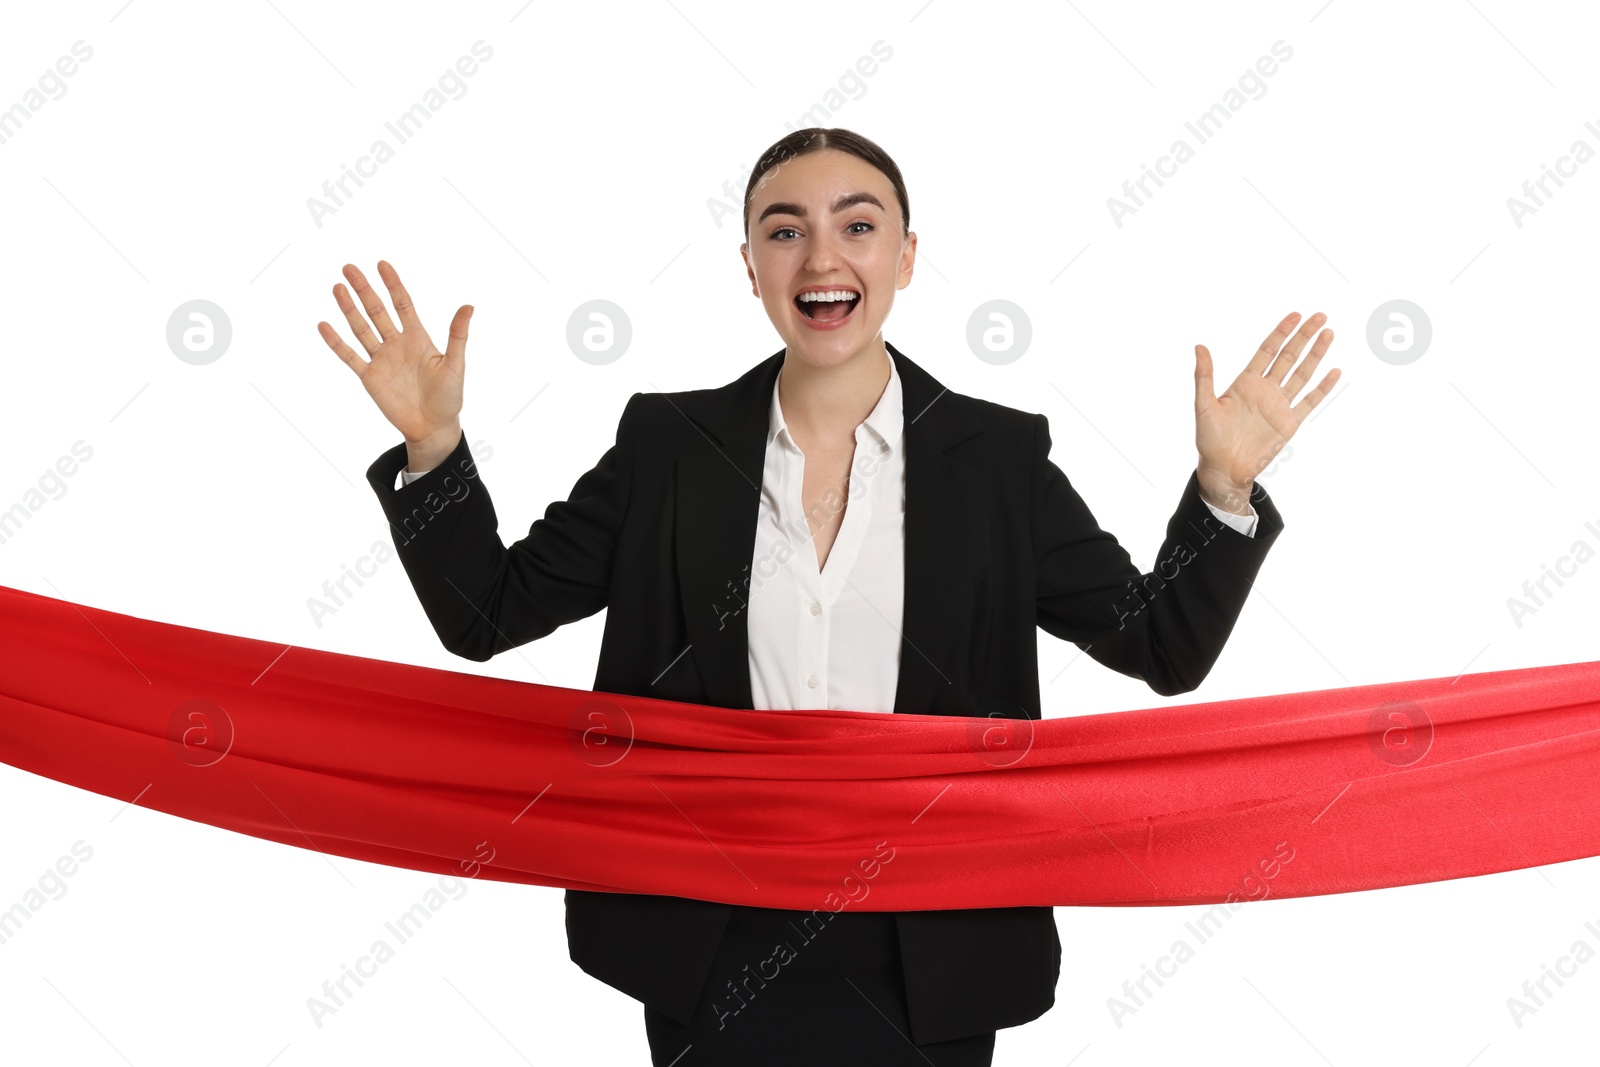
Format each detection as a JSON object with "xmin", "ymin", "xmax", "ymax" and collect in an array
[
  {"xmin": 741, "ymin": 243, "xmax": 759, "ymax": 297},
  {"xmin": 897, "ymin": 231, "xmax": 917, "ymax": 290}
]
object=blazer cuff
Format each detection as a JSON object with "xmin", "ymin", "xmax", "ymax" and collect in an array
[
  {"xmin": 1175, "ymin": 468, "xmax": 1284, "ymax": 549},
  {"xmin": 363, "ymin": 430, "xmax": 493, "ymax": 549}
]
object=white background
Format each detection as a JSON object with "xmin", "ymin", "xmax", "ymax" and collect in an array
[{"xmin": 2, "ymin": 1, "xmax": 1598, "ymax": 1063}]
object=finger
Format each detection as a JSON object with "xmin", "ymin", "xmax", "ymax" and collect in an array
[
  {"xmin": 377, "ymin": 260, "xmax": 423, "ymax": 333},
  {"xmin": 332, "ymin": 280, "xmax": 383, "ymax": 356},
  {"xmin": 1244, "ymin": 311, "xmax": 1301, "ymax": 377},
  {"xmin": 1290, "ymin": 367, "xmax": 1341, "ymax": 423},
  {"xmin": 1282, "ymin": 327, "xmax": 1334, "ymax": 399},
  {"xmin": 317, "ymin": 320, "xmax": 368, "ymax": 378},
  {"xmin": 1264, "ymin": 311, "xmax": 1327, "ymax": 385},
  {"xmin": 343, "ymin": 263, "xmax": 401, "ymax": 343},
  {"xmin": 1193, "ymin": 343, "xmax": 1216, "ymax": 412},
  {"xmin": 444, "ymin": 304, "xmax": 473, "ymax": 370}
]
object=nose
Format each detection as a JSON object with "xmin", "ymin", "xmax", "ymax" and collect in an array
[{"xmin": 801, "ymin": 229, "xmax": 844, "ymax": 276}]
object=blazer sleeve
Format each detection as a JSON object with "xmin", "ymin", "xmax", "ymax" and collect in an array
[
  {"xmin": 362, "ymin": 392, "xmax": 643, "ymax": 661},
  {"xmin": 1029, "ymin": 412, "xmax": 1284, "ymax": 696}
]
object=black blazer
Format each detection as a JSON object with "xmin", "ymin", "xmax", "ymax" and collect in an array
[{"xmin": 364, "ymin": 341, "xmax": 1284, "ymax": 1045}]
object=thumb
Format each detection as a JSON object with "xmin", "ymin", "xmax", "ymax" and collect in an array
[
  {"xmin": 1194, "ymin": 343, "xmax": 1216, "ymax": 412},
  {"xmin": 445, "ymin": 304, "xmax": 472, "ymax": 370}
]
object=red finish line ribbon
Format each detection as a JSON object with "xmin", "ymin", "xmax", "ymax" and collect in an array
[{"xmin": 1, "ymin": 581, "xmax": 1597, "ymax": 910}]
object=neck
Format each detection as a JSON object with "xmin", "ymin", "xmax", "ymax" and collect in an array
[{"xmin": 777, "ymin": 337, "xmax": 891, "ymax": 450}]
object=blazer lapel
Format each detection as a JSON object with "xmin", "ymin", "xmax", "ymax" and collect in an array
[
  {"xmin": 672, "ymin": 351, "xmax": 781, "ymax": 711},
  {"xmin": 672, "ymin": 343, "xmax": 987, "ymax": 715},
  {"xmin": 889, "ymin": 343, "xmax": 989, "ymax": 715}
]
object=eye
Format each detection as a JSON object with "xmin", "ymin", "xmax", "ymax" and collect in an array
[
  {"xmin": 771, "ymin": 226, "xmax": 800, "ymax": 240},
  {"xmin": 847, "ymin": 221, "xmax": 874, "ymax": 234}
]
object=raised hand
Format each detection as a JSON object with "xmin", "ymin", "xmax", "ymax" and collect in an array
[
  {"xmin": 318, "ymin": 260, "xmax": 472, "ymax": 466},
  {"xmin": 1193, "ymin": 311, "xmax": 1340, "ymax": 514}
]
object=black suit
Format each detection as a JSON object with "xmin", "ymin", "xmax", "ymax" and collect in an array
[{"xmin": 364, "ymin": 341, "xmax": 1284, "ymax": 1045}]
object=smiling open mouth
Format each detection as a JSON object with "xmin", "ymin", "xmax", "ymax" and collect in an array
[{"xmin": 794, "ymin": 290, "xmax": 860, "ymax": 322}]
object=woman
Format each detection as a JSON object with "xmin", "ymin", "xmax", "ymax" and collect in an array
[{"xmin": 317, "ymin": 128, "xmax": 1338, "ymax": 1066}]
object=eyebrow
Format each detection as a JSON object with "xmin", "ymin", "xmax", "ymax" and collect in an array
[{"xmin": 756, "ymin": 191, "xmax": 886, "ymax": 226}]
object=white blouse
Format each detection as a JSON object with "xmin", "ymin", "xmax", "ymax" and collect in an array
[{"xmin": 745, "ymin": 355, "xmax": 909, "ymax": 713}]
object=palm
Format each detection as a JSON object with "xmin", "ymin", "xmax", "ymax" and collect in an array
[
  {"xmin": 1194, "ymin": 311, "xmax": 1339, "ymax": 496},
  {"xmin": 361, "ymin": 318, "xmax": 461, "ymax": 443},
  {"xmin": 317, "ymin": 260, "xmax": 472, "ymax": 444}
]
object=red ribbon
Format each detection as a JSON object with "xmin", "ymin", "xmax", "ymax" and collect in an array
[{"xmin": 1, "ymin": 582, "xmax": 1596, "ymax": 910}]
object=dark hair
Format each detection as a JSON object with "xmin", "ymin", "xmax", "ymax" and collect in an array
[{"xmin": 742, "ymin": 128, "xmax": 910, "ymax": 240}]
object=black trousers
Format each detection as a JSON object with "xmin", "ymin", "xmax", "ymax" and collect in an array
[{"xmin": 643, "ymin": 905, "xmax": 996, "ymax": 1066}]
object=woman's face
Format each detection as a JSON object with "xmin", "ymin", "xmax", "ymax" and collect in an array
[{"xmin": 741, "ymin": 148, "xmax": 916, "ymax": 370}]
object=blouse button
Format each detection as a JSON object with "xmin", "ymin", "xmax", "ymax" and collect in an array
[
  {"xmin": 810, "ymin": 602, "xmax": 822, "ymax": 616},
  {"xmin": 806, "ymin": 674, "xmax": 819, "ymax": 688}
]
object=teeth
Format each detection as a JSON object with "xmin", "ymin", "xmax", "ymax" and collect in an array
[{"xmin": 796, "ymin": 290, "xmax": 859, "ymax": 302}]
